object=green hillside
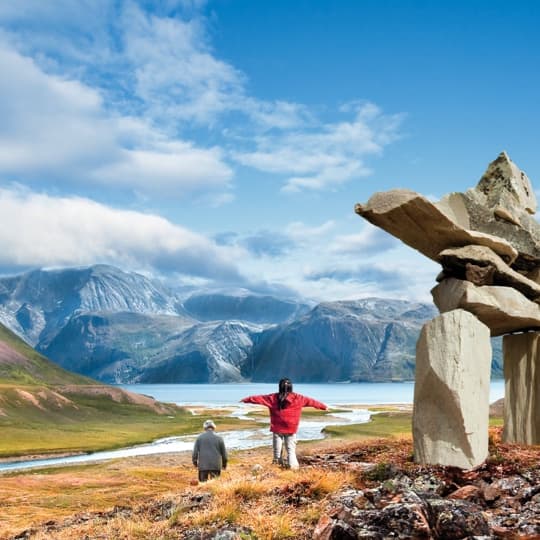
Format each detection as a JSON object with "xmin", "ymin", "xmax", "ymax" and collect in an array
[
  {"xmin": 0, "ymin": 322, "xmax": 250, "ymax": 458},
  {"xmin": 0, "ymin": 323, "xmax": 95, "ymax": 385}
]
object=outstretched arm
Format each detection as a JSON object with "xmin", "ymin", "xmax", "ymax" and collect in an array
[
  {"xmin": 301, "ymin": 396, "xmax": 328, "ymax": 410},
  {"xmin": 240, "ymin": 394, "xmax": 274, "ymax": 407}
]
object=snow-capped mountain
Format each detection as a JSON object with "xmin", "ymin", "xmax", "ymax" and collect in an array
[{"xmin": 0, "ymin": 265, "xmax": 503, "ymax": 383}]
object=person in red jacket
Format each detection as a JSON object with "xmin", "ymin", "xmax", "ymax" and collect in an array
[{"xmin": 240, "ymin": 378, "xmax": 328, "ymax": 469}]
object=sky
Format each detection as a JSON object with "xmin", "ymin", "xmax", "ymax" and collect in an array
[{"xmin": 0, "ymin": 0, "xmax": 539, "ymax": 302}]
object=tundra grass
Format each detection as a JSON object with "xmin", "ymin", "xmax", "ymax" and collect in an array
[
  {"xmin": 321, "ymin": 410, "xmax": 413, "ymax": 440},
  {"xmin": 0, "ymin": 390, "xmax": 258, "ymax": 458},
  {"xmin": 321, "ymin": 410, "xmax": 505, "ymax": 441},
  {"xmin": 0, "ymin": 450, "xmax": 354, "ymax": 540}
]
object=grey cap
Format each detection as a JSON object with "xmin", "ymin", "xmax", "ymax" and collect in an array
[{"xmin": 203, "ymin": 419, "xmax": 216, "ymax": 430}]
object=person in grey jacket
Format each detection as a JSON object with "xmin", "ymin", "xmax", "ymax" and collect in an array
[{"xmin": 192, "ymin": 419, "xmax": 228, "ymax": 482}]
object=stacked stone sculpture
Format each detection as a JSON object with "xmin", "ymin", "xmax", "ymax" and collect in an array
[{"xmin": 355, "ymin": 151, "xmax": 540, "ymax": 468}]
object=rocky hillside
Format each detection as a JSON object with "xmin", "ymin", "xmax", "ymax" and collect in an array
[
  {"xmin": 246, "ymin": 299, "xmax": 438, "ymax": 382},
  {"xmin": 0, "ymin": 265, "xmax": 182, "ymax": 348},
  {"xmin": 0, "ymin": 265, "xmax": 504, "ymax": 383}
]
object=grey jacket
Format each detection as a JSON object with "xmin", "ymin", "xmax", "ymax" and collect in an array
[{"xmin": 192, "ymin": 430, "xmax": 228, "ymax": 471}]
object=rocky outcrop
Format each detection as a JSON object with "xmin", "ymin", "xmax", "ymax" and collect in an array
[
  {"xmin": 312, "ymin": 459, "xmax": 540, "ymax": 539},
  {"xmin": 432, "ymin": 278, "xmax": 540, "ymax": 336},
  {"xmin": 502, "ymin": 332, "xmax": 540, "ymax": 444},
  {"xmin": 413, "ymin": 310, "xmax": 492, "ymax": 469}
]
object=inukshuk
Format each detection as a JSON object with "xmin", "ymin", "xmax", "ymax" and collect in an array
[{"xmin": 355, "ymin": 152, "xmax": 540, "ymax": 468}]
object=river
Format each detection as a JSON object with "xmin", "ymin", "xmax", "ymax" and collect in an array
[{"xmin": 0, "ymin": 381, "xmax": 505, "ymax": 472}]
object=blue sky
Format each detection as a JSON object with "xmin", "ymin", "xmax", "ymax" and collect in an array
[{"xmin": 0, "ymin": 0, "xmax": 538, "ymax": 301}]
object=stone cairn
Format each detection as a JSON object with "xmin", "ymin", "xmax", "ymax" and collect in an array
[{"xmin": 355, "ymin": 151, "xmax": 540, "ymax": 469}]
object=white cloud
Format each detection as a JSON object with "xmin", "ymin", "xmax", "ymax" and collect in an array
[
  {"xmin": 0, "ymin": 2, "xmax": 413, "ymax": 302},
  {"xmin": 122, "ymin": 5, "xmax": 244, "ymax": 126},
  {"xmin": 285, "ymin": 220, "xmax": 336, "ymax": 241},
  {"xmin": 0, "ymin": 46, "xmax": 115, "ymax": 171},
  {"xmin": 93, "ymin": 142, "xmax": 232, "ymax": 193},
  {"xmin": 121, "ymin": 4, "xmax": 311, "ymax": 130},
  {"xmin": 332, "ymin": 224, "xmax": 398, "ymax": 255},
  {"xmin": 0, "ymin": 43, "xmax": 233, "ymax": 199},
  {"xmin": 0, "ymin": 5, "xmax": 404, "ymax": 199},
  {"xmin": 0, "ymin": 187, "xmax": 243, "ymax": 282},
  {"xmin": 234, "ymin": 103, "xmax": 404, "ymax": 192}
]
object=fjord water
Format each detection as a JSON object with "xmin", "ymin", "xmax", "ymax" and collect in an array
[
  {"xmin": 119, "ymin": 381, "xmax": 506, "ymax": 407},
  {"xmin": 0, "ymin": 381, "xmax": 505, "ymax": 472}
]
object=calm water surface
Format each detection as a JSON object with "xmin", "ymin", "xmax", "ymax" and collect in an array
[
  {"xmin": 0, "ymin": 381, "xmax": 505, "ymax": 472},
  {"xmin": 119, "ymin": 381, "xmax": 505, "ymax": 406}
]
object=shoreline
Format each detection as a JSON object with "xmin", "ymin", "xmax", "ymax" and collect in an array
[
  {"xmin": 0, "ymin": 403, "xmax": 411, "ymax": 468},
  {"xmin": 0, "ymin": 400, "xmax": 502, "ymax": 469}
]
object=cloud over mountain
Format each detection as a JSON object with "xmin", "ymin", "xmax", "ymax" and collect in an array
[{"xmin": 0, "ymin": 187, "xmax": 244, "ymax": 283}]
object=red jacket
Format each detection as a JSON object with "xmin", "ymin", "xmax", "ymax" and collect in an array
[{"xmin": 241, "ymin": 392, "xmax": 327, "ymax": 435}]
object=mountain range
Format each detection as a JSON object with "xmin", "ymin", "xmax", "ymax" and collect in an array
[{"xmin": 0, "ymin": 265, "xmax": 503, "ymax": 383}]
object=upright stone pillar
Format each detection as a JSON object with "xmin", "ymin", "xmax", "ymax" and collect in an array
[
  {"xmin": 502, "ymin": 332, "xmax": 540, "ymax": 444},
  {"xmin": 413, "ymin": 309, "xmax": 492, "ymax": 469}
]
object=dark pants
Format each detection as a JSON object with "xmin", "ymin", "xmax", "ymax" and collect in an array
[{"xmin": 198, "ymin": 469, "xmax": 221, "ymax": 482}]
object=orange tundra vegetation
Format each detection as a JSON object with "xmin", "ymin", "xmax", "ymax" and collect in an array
[{"xmin": 0, "ymin": 426, "xmax": 539, "ymax": 540}]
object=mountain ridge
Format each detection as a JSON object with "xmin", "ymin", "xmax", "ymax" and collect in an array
[{"xmin": 0, "ymin": 265, "xmax": 504, "ymax": 383}]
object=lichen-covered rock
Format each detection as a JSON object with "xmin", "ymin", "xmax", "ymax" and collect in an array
[
  {"xmin": 476, "ymin": 151, "xmax": 536, "ymax": 216},
  {"xmin": 440, "ymin": 188, "xmax": 540, "ymax": 273},
  {"xmin": 424, "ymin": 497, "xmax": 490, "ymax": 538}
]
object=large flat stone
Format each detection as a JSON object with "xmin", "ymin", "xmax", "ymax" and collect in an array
[
  {"xmin": 413, "ymin": 309, "xmax": 491, "ymax": 469},
  {"xmin": 355, "ymin": 189, "xmax": 518, "ymax": 265},
  {"xmin": 502, "ymin": 332, "xmax": 540, "ymax": 444},
  {"xmin": 438, "ymin": 245, "xmax": 540, "ymax": 302},
  {"xmin": 432, "ymin": 278, "xmax": 540, "ymax": 336}
]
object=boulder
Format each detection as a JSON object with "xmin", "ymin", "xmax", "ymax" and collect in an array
[
  {"xmin": 502, "ymin": 332, "xmax": 540, "ymax": 444},
  {"xmin": 355, "ymin": 189, "xmax": 518, "ymax": 264},
  {"xmin": 436, "ymin": 152, "xmax": 540, "ymax": 272},
  {"xmin": 413, "ymin": 309, "xmax": 491, "ymax": 469},
  {"xmin": 431, "ymin": 278, "xmax": 540, "ymax": 336},
  {"xmin": 438, "ymin": 244, "xmax": 540, "ymax": 301},
  {"xmin": 437, "ymin": 188, "xmax": 540, "ymax": 273},
  {"xmin": 476, "ymin": 151, "xmax": 536, "ymax": 216}
]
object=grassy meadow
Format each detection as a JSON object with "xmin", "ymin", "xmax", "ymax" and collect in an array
[{"xmin": 0, "ymin": 390, "xmax": 262, "ymax": 458}]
